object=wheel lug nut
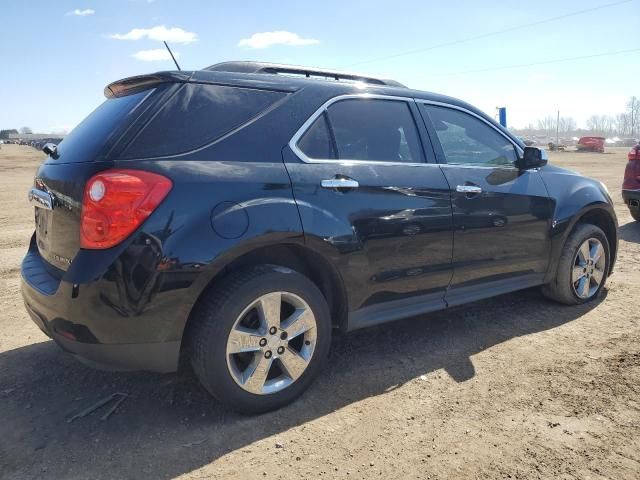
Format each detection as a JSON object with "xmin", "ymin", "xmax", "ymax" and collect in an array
[
  {"xmin": 280, "ymin": 331, "xmax": 288, "ymax": 340},
  {"xmin": 277, "ymin": 346, "xmax": 285, "ymax": 355},
  {"xmin": 259, "ymin": 338, "xmax": 267, "ymax": 347},
  {"xmin": 269, "ymin": 326, "xmax": 277, "ymax": 335},
  {"xmin": 264, "ymin": 350, "xmax": 272, "ymax": 359}
]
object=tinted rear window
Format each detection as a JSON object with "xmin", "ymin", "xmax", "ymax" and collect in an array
[
  {"xmin": 54, "ymin": 90, "xmax": 149, "ymax": 163},
  {"xmin": 122, "ymin": 83, "xmax": 287, "ymax": 158}
]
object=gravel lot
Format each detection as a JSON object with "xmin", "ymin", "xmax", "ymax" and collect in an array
[{"xmin": 1, "ymin": 144, "xmax": 638, "ymax": 480}]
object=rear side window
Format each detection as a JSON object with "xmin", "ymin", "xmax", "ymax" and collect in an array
[
  {"xmin": 297, "ymin": 113, "xmax": 336, "ymax": 159},
  {"xmin": 123, "ymin": 84, "xmax": 286, "ymax": 158},
  {"xmin": 54, "ymin": 90, "xmax": 150, "ymax": 163},
  {"xmin": 328, "ymin": 99, "xmax": 424, "ymax": 163},
  {"xmin": 296, "ymin": 98, "xmax": 424, "ymax": 163},
  {"xmin": 424, "ymin": 105, "xmax": 517, "ymax": 166}
]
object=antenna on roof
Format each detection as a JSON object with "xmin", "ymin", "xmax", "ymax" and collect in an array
[{"xmin": 163, "ymin": 41, "xmax": 181, "ymax": 71}]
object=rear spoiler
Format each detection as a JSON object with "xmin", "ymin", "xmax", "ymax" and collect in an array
[{"xmin": 104, "ymin": 71, "xmax": 193, "ymax": 98}]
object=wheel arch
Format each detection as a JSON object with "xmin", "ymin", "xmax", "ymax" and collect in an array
[
  {"xmin": 546, "ymin": 202, "xmax": 618, "ymax": 282},
  {"xmin": 575, "ymin": 207, "xmax": 618, "ymax": 274},
  {"xmin": 180, "ymin": 242, "xmax": 348, "ymax": 357}
]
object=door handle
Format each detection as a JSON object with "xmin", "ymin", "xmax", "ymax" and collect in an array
[
  {"xmin": 456, "ymin": 185, "xmax": 482, "ymax": 194},
  {"xmin": 321, "ymin": 178, "xmax": 359, "ymax": 189}
]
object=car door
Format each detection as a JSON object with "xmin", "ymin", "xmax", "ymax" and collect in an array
[
  {"xmin": 284, "ymin": 95, "xmax": 454, "ymax": 328},
  {"xmin": 418, "ymin": 102, "xmax": 554, "ymax": 305}
]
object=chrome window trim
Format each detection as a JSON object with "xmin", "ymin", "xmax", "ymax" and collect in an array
[
  {"xmin": 438, "ymin": 163, "xmax": 521, "ymax": 171},
  {"xmin": 416, "ymin": 99, "xmax": 524, "ymax": 166},
  {"xmin": 288, "ymin": 93, "xmax": 430, "ymax": 167},
  {"xmin": 288, "ymin": 94, "xmax": 526, "ymax": 168}
]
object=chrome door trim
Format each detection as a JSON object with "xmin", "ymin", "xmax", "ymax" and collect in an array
[{"xmin": 439, "ymin": 163, "xmax": 519, "ymax": 171}]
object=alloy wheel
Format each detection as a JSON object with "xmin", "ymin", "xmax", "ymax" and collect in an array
[
  {"xmin": 572, "ymin": 237, "xmax": 606, "ymax": 299},
  {"xmin": 225, "ymin": 291, "xmax": 317, "ymax": 395}
]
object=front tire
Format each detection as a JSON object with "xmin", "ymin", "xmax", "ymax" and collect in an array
[
  {"xmin": 188, "ymin": 265, "xmax": 331, "ymax": 414},
  {"xmin": 541, "ymin": 223, "xmax": 610, "ymax": 305}
]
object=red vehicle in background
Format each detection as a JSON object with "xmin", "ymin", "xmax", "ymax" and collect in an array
[
  {"xmin": 577, "ymin": 136, "xmax": 606, "ymax": 153},
  {"xmin": 623, "ymin": 144, "xmax": 640, "ymax": 221}
]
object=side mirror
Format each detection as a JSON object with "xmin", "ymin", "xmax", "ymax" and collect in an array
[
  {"xmin": 516, "ymin": 146, "xmax": 547, "ymax": 170},
  {"xmin": 42, "ymin": 142, "xmax": 59, "ymax": 159}
]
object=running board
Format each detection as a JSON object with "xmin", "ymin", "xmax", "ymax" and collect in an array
[{"xmin": 346, "ymin": 273, "xmax": 545, "ymax": 332}]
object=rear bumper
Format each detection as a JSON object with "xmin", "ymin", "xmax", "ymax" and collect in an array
[
  {"xmin": 21, "ymin": 238, "xmax": 182, "ymax": 373},
  {"xmin": 23, "ymin": 286, "xmax": 180, "ymax": 372},
  {"xmin": 622, "ymin": 189, "xmax": 640, "ymax": 210},
  {"xmin": 576, "ymin": 144, "xmax": 604, "ymax": 152},
  {"xmin": 24, "ymin": 298, "xmax": 178, "ymax": 371}
]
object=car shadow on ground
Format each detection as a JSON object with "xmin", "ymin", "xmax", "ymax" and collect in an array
[
  {"xmin": 618, "ymin": 220, "xmax": 640, "ymax": 243},
  {"xmin": 0, "ymin": 287, "xmax": 606, "ymax": 479}
]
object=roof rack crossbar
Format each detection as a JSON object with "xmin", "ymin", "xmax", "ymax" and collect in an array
[{"xmin": 204, "ymin": 61, "xmax": 406, "ymax": 88}]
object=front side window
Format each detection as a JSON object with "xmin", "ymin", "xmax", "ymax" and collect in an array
[
  {"xmin": 297, "ymin": 98, "xmax": 424, "ymax": 163},
  {"xmin": 423, "ymin": 105, "xmax": 517, "ymax": 166}
]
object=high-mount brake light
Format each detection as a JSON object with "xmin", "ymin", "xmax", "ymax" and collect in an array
[{"xmin": 80, "ymin": 169, "xmax": 172, "ymax": 249}]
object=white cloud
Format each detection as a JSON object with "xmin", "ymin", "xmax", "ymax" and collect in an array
[
  {"xmin": 67, "ymin": 8, "xmax": 95, "ymax": 16},
  {"xmin": 110, "ymin": 25, "xmax": 197, "ymax": 44},
  {"xmin": 238, "ymin": 31, "xmax": 319, "ymax": 49},
  {"xmin": 132, "ymin": 49, "xmax": 180, "ymax": 62}
]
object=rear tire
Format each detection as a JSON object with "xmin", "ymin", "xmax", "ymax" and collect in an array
[
  {"xmin": 541, "ymin": 223, "xmax": 609, "ymax": 305},
  {"xmin": 188, "ymin": 265, "xmax": 331, "ymax": 414}
]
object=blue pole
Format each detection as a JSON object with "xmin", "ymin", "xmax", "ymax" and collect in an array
[{"xmin": 498, "ymin": 107, "xmax": 507, "ymax": 128}]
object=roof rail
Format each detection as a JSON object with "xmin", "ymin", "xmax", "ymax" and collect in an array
[{"xmin": 203, "ymin": 61, "xmax": 406, "ymax": 88}]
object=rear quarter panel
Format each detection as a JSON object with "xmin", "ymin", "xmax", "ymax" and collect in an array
[{"xmin": 66, "ymin": 158, "xmax": 304, "ymax": 345}]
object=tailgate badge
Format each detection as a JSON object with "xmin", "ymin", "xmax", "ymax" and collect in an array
[{"xmin": 28, "ymin": 188, "xmax": 54, "ymax": 210}]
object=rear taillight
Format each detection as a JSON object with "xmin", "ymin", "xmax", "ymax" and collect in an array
[
  {"xmin": 623, "ymin": 146, "xmax": 640, "ymax": 190},
  {"xmin": 80, "ymin": 169, "xmax": 172, "ymax": 249}
]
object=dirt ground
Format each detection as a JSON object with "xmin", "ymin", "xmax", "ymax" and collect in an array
[{"xmin": 0, "ymin": 143, "xmax": 638, "ymax": 480}]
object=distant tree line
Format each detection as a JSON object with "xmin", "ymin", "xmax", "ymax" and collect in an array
[
  {"xmin": 0, "ymin": 129, "xmax": 19, "ymax": 139},
  {"xmin": 0, "ymin": 127, "xmax": 33, "ymax": 139},
  {"xmin": 513, "ymin": 96, "xmax": 639, "ymax": 138}
]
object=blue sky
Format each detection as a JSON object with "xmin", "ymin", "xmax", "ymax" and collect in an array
[{"xmin": 1, "ymin": 0, "xmax": 639, "ymax": 132}]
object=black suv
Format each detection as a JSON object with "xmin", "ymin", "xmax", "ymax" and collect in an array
[{"xmin": 22, "ymin": 62, "xmax": 617, "ymax": 413}]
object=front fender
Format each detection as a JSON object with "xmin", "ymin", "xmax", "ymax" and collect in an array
[{"xmin": 540, "ymin": 167, "xmax": 617, "ymax": 282}]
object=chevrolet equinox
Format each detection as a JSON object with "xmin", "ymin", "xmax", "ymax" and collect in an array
[{"xmin": 22, "ymin": 62, "xmax": 618, "ymax": 413}]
